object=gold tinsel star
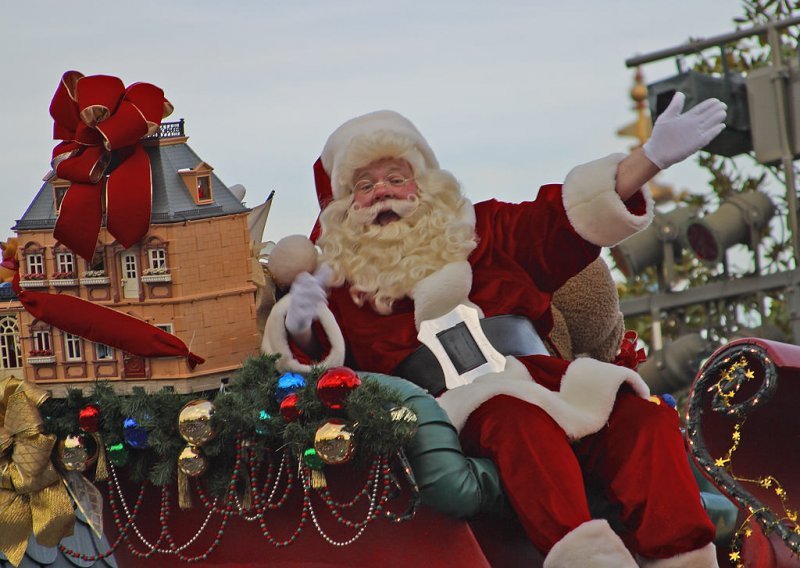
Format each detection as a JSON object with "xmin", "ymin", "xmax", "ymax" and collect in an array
[
  {"xmin": 745, "ymin": 369, "xmax": 755, "ymax": 379},
  {"xmin": 715, "ymin": 458, "xmax": 729, "ymax": 467},
  {"xmin": 745, "ymin": 528, "xmax": 753, "ymax": 537},
  {"xmin": 730, "ymin": 551, "xmax": 741, "ymax": 561},
  {"xmin": 732, "ymin": 431, "xmax": 741, "ymax": 441},
  {"xmin": 761, "ymin": 478, "xmax": 773, "ymax": 488}
]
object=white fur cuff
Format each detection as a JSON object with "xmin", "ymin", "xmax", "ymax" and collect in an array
[
  {"xmin": 435, "ymin": 356, "xmax": 650, "ymax": 440},
  {"xmin": 562, "ymin": 153, "xmax": 654, "ymax": 247},
  {"xmin": 263, "ymin": 294, "xmax": 346, "ymax": 373},
  {"xmin": 544, "ymin": 519, "xmax": 637, "ymax": 567}
]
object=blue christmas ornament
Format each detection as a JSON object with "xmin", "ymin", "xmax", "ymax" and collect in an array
[
  {"xmin": 123, "ymin": 417, "xmax": 149, "ymax": 449},
  {"xmin": 275, "ymin": 372, "xmax": 306, "ymax": 404},
  {"xmin": 660, "ymin": 393, "xmax": 677, "ymax": 409}
]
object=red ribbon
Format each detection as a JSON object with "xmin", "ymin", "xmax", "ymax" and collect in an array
[
  {"xmin": 613, "ymin": 330, "xmax": 647, "ymax": 370},
  {"xmin": 49, "ymin": 71, "xmax": 174, "ymax": 260},
  {"xmin": 11, "ymin": 272, "xmax": 203, "ymax": 369}
]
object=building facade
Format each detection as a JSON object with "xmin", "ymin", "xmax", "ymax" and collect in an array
[{"xmin": 2, "ymin": 121, "xmax": 262, "ymax": 395}]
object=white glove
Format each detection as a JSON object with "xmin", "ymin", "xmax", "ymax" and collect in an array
[
  {"xmin": 285, "ymin": 263, "xmax": 333, "ymax": 336},
  {"xmin": 643, "ymin": 92, "xmax": 727, "ymax": 169}
]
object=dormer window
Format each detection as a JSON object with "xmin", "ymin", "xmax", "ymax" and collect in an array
[
  {"xmin": 179, "ymin": 162, "xmax": 214, "ymax": 205},
  {"xmin": 197, "ymin": 175, "xmax": 211, "ymax": 201},
  {"xmin": 53, "ymin": 183, "xmax": 69, "ymax": 213}
]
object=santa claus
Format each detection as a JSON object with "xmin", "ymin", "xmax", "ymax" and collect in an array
[{"xmin": 265, "ymin": 94, "xmax": 727, "ymax": 567}]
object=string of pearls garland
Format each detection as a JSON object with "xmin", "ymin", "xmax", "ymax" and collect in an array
[{"xmin": 58, "ymin": 441, "xmax": 415, "ymax": 563}]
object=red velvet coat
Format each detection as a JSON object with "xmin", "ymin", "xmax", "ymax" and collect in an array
[{"xmin": 319, "ymin": 186, "xmax": 647, "ymax": 394}]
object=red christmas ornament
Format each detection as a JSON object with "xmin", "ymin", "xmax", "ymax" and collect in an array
[
  {"xmin": 316, "ymin": 367, "xmax": 362, "ymax": 410},
  {"xmin": 280, "ymin": 392, "xmax": 302, "ymax": 422},
  {"xmin": 78, "ymin": 404, "xmax": 101, "ymax": 433}
]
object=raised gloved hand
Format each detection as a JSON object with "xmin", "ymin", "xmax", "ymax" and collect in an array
[
  {"xmin": 643, "ymin": 92, "xmax": 727, "ymax": 170},
  {"xmin": 285, "ymin": 263, "xmax": 333, "ymax": 336}
]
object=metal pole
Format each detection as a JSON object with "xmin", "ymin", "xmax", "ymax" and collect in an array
[
  {"xmin": 626, "ymin": 15, "xmax": 800, "ymax": 68},
  {"xmin": 766, "ymin": 23, "xmax": 800, "ymax": 270}
]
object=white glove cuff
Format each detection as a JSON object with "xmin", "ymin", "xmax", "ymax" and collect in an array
[{"xmin": 642, "ymin": 140, "xmax": 667, "ymax": 170}]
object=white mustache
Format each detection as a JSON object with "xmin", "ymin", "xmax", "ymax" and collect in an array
[{"xmin": 348, "ymin": 195, "xmax": 420, "ymax": 225}]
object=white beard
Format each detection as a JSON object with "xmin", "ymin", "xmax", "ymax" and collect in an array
[{"xmin": 318, "ymin": 169, "xmax": 477, "ymax": 314}]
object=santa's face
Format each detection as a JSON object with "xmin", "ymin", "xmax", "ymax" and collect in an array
[{"xmin": 351, "ymin": 158, "xmax": 419, "ymax": 226}]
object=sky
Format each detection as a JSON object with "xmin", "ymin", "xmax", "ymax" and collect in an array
[{"xmin": 0, "ymin": 1, "xmax": 764, "ymax": 248}]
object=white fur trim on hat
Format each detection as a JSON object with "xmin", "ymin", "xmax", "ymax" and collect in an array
[
  {"xmin": 563, "ymin": 153, "xmax": 654, "ymax": 247},
  {"xmin": 435, "ymin": 356, "xmax": 650, "ymax": 438},
  {"xmin": 321, "ymin": 110, "xmax": 439, "ymax": 200},
  {"xmin": 263, "ymin": 295, "xmax": 346, "ymax": 373},
  {"xmin": 544, "ymin": 519, "xmax": 637, "ymax": 567}
]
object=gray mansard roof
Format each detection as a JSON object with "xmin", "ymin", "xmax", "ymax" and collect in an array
[{"xmin": 14, "ymin": 128, "xmax": 248, "ymax": 232}]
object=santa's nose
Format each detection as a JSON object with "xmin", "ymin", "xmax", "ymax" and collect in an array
[{"xmin": 372, "ymin": 184, "xmax": 395, "ymax": 202}]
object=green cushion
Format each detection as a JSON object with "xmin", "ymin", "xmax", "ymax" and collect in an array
[{"xmin": 366, "ymin": 373, "xmax": 511, "ymax": 518}]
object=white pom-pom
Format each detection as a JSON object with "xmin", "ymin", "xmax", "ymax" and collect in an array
[{"xmin": 268, "ymin": 235, "xmax": 319, "ymax": 288}]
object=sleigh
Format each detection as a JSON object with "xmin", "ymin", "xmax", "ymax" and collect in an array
[
  {"xmin": 0, "ymin": 256, "xmax": 751, "ymax": 568},
  {"xmin": 2, "ymin": 368, "xmax": 744, "ymax": 568},
  {"xmin": 686, "ymin": 338, "xmax": 800, "ymax": 567}
]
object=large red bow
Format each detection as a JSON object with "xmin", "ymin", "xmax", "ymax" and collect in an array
[
  {"xmin": 11, "ymin": 272, "xmax": 203, "ymax": 369},
  {"xmin": 613, "ymin": 330, "xmax": 647, "ymax": 370},
  {"xmin": 49, "ymin": 71, "xmax": 173, "ymax": 260}
]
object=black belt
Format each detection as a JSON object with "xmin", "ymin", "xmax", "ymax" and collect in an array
[{"xmin": 393, "ymin": 314, "xmax": 548, "ymax": 395}]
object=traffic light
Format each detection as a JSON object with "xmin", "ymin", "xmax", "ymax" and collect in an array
[
  {"xmin": 685, "ymin": 192, "xmax": 776, "ymax": 265},
  {"xmin": 647, "ymin": 70, "xmax": 752, "ymax": 157},
  {"xmin": 611, "ymin": 206, "xmax": 698, "ymax": 286}
]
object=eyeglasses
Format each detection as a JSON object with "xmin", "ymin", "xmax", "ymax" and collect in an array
[{"xmin": 353, "ymin": 173, "xmax": 415, "ymax": 195}]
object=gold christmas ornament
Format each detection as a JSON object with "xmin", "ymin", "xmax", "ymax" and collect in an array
[
  {"xmin": 313, "ymin": 420, "xmax": 356, "ymax": 465},
  {"xmin": 178, "ymin": 445, "xmax": 208, "ymax": 477},
  {"xmin": 178, "ymin": 399, "xmax": 216, "ymax": 446},
  {"xmin": 58, "ymin": 434, "xmax": 91, "ymax": 472}
]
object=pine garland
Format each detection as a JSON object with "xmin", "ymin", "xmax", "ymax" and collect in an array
[{"xmin": 40, "ymin": 355, "xmax": 414, "ymax": 497}]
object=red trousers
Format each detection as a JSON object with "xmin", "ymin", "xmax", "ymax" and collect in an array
[{"xmin": 460, "ymin": 391, "xmax": 716, "ymax": 559}]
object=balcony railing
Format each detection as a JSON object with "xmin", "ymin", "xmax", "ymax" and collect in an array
[
  {"xmin": 19, "ymin": 278, "xmax": 49, "ymax": 288},
  {"xmin": 141, "ymin": 273, "xmax": 172, "ymax": 283},
  {"xmin": 80, "ymin": 275, "xmax": 111, "ymax": 286},
  {"xmin": 143, "ymin": 119, "xmax": 185, "ymax": 140}
]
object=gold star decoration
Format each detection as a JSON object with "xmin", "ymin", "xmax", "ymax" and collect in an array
[{"xmin": 730, "ymin": 550, "xmax": 741, "ymax": 561}]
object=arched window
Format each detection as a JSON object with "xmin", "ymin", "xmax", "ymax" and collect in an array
[{"xmin": 0, "ymin": 317, "xmax": 21, "ymax": 369}]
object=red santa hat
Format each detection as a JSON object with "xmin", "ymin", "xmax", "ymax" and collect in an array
[{"xmin": 317, "ymin": 110, "xmax": 440, "ymax": 205}]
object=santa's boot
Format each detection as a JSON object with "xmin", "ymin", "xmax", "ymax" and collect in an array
[
  {"xmin": 638, "ymin": 543, "xmax": 718, "ymax": 568},
  {"xmin": 543, "ymin": 519, "xmax": 637, "ymax": 568}
]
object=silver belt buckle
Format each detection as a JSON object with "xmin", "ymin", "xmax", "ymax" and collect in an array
[{"xmin": 417, "ymin": 304, "xmax": 507, "ymax": 390}]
